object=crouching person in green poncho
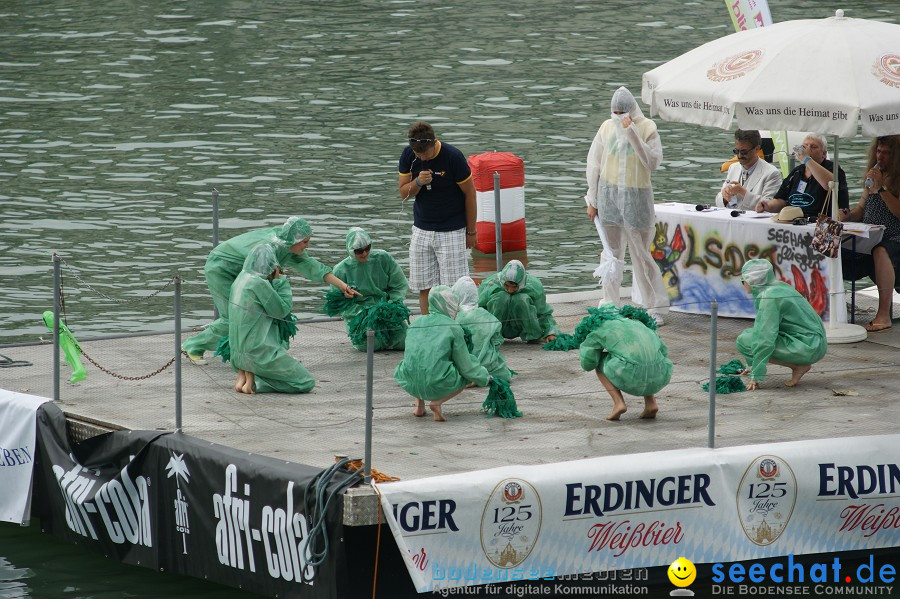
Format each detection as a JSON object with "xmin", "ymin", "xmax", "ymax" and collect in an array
[
  {"xmin": 478, "ymin": 260, "xmax": 559, "ymax": 343},
  {"xmin": 229, "ymin": 243, "xmax": 316, "ymax": 394},
  {"xmin": 182, "ymin": 216, "xmax": 359, "ymax": 364},
  {"xmin": 579, "ymin": 305, "xmax": 672, "ymax": 421},
  {"xmin": 451, "ymin": 276, "xmax": 513, "ymax": 382},
  {"xmin": 737, "ymin": 259, "xmax": 826, "ymax": 390},
  {"xmin": 394, "ymin": 286, "xmax": 490, "ymax": 421},
  {"xmin": 332, "ymin": 227, "xmax": 409, "ymax": 351}
]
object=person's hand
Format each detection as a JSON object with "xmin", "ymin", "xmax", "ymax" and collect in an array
[
  {"xmin": 541, "ymin": 334, "xmax": 557, "ymax": 343},
  {"xmin": 793, "ymin": 144, "xmax": 809, "ymax": 163},
  {"xmin": 755, "ymin": 199, "xmax": 768, "ymax": 213},
  {"xmin": 838, "ymin": 208, "xmax": 852, "ymax": 222},
  {"xmin": 728, "ymin": 182, "xmax": 747, "ymax": 197},
  {"xmin": 864, "ymin": 166, "xmax": 883, "ymax": 190},
  {"xmin": 747, "ymin": 380, "xmax": 760, "ymax": 390},
  {"xmin": 621, "ymin": 115, "xmax": 633, "ymax": 128},
  {"xmin": 417, "ymin": 169, "xmax": 433, "ymax": 186},
  {"xmin": 586, "ymin": 204, "xmax": 598, "ymax": 221},
  {"xmin": 341, "ymin": 284, "xmax": 362, "ymax": 299}
]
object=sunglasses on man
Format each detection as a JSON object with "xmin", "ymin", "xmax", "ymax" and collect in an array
[
  {"xmin": 354, "ymin": 245, "xmax": 372, "ymax": 256},
  {"xmin": 731, "ymin": 147, "xmax": 755, "ymax": 156},
  {"xmin": 409, "ymin": 138, "xmax": 434, "ymax": 145}
]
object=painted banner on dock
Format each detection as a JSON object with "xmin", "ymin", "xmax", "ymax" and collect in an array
[
  {"xmin": 29, "ymin": 401, "xmax": 354, "ymax": 599},
  {"xmin": 0, "ymin": 389, "xmax": 48, "ymax": 525},
  {"xmin": 376, "ymin": 435, "xmax": 900, "ymax": 593}
]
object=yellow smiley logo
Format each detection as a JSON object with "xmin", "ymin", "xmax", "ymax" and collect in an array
[{"xmin": 668, "ymin": 557, "xmax": 697, "ymax": 588}]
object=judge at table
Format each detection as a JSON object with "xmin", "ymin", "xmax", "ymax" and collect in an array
[{"xmin": 716, "ymin": 129, "xmax": 782, "ymax": 210}]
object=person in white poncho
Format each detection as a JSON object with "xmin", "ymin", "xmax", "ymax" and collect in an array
[{"xmin": 584, "ymin": 86, "xmax": 669, "ymax": 326}]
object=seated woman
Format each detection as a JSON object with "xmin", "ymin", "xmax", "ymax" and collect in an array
[
  {"xmin": 183, "ymin": 216, "xmax": 359, "ymax": 363},
  {"xmin": 839, "ymin": 135, "xmax": 900, "ymax": 332},
  {"xmin": 477, "ymin": 260, "xmax": 558, "ymax": 343},
  {"xmin": 451, "ymin": 276, "xmax": 513, "ymax": 382},
  {"xmin": 229, "ymin": 243, "xmax": 316, "ymax": 394},
  {"xmin": 332, "ymin": 227, "xmax": 409, "ymax": 350},
  {"xmin": 579, "ymin": 305, "xmax": 672, "ymax": 421},
  {"xmin": 394, "ymin": 286, "xmax": 490, "ymax": 422},
  {"xmin": 756, "ymin": 133, "xmax": 849, "ymax": 217},
  {"xmin": 736, "ymin": 259, "xmax": 827, "ymax": 389}
]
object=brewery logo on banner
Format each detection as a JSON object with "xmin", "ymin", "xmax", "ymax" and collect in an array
[
  {"xmin": 165, "ymin": 452, "xmax": 191, "ymax": 554},
  {"xmin": 480, "ymin": 479, "xmax": 542, "ymax": 568},
  {"xmin": 707, "ymin": 49, "xmax": 764, "ymax": 82},
  {"xmin": 212, "ymin": 464, "xmax": 315, "ymax": 585},
  {"xmin": 736, "ymin": 455, "xmax": 797, "ymax": 545},
  {"xmin": 51, "ymin": 458, "xmax": 152, "ymax": 547},
  {"xmin": 872, "ymin": 54, "xmax": 900, "ymax": 89}
]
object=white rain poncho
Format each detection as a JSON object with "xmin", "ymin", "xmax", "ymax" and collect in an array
[
  {"xmin": 585, "ymin": 86, "xmax": 669, "ymax": 314},
  {"xmin": 451, "ymin": 276, "xmax": 512, "ymax": 381},
  {"xmin": 736, "ymin": 259, "xmax": 827, "ymax": 382}
]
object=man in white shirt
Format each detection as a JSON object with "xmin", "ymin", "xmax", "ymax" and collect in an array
[{"xmin": 716, "ymin": 129, "xmax": 782, "ymax": 210}]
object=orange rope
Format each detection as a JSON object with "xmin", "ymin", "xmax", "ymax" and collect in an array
[
  {"xmin": 371, "ymin": 484, "xmax": 384, "ymax": 599},
  {"xmin": 345, "ymin": 460, "xmax": 400, "ymax": 483}
]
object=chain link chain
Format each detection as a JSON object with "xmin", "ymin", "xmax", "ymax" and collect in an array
[{"xmin": 78, "ymin": 346, "xmax": 182, "ymax": 381}]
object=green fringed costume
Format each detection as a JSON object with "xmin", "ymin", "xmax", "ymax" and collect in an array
[
  {"xmin": 478, "ymin": 260, "xmax": 559, "ymax": 342},
  {"xmin": 451, "ymin": 277, "xmax": 512, "ymax": 381},
  {"xmin": 736, "ymin": 259, "xmax": 826, "ymax": 383},
  {"xmin": 394, "ymin": 286, "xmax": 490, "ymax": 401},
  {"xmin": 228, "ymin": 244, "xmax": 316, "ymax": 393},
  {"xmin": 331, "ymin": 227, "xmax": 409, "ymax": 351},
  {"xmin": 579, "ymin": 306, "xmax": 672, "ymax": 397},
  {"xmin": 182, "ymin": 216, "xmax": 331, "ymax": 358}
]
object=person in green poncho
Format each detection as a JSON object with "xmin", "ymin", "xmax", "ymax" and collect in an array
[
  {"xmin": 736, "ymin": 259, "xmax": 826, "ymax": 390},
  {"xmin": 332, "ymin": 227, "xmax": 409, "ymax": 351},
  {"xmin": 182, "ymin": 216, "xmax": 359, "ymax": 363},
  {"xmin": 228, "ymin": 243, "xmax": 315, "ymax": 394},
  {"xmin": 477, "ymin": 260, "xmax": 558, "ymax": 343},
  {"xmin": 394, "ymin": 285, "xmax": 490, "ymax": 422},
  {"xmin": 451, "ymin": 276, "xmax": 512, "ymax": 382},
  {"xmin": 579, "ymin": 305, "xmax": 672, "ymax": 421}
]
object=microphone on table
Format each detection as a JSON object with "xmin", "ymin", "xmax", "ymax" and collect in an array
[
  {"xmin": 695, "ymin": 204, "xmax": 712, "ymax": 211},
  {"xmin": 731, "ymin": 210, "xmax": 745, "ymax": 217}
]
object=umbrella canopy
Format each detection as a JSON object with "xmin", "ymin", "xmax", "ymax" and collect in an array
[{"xmin": 641, "ymin": 10, "xmax": 900, "ymax": 138}]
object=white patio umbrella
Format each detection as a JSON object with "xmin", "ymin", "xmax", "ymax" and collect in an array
[{"xmin": 641, "ymin": 9, "xmax": 900, "ymax": 343}]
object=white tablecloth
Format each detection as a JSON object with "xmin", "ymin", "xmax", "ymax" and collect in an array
[{"xmin": 652, "ymin": 203, "xmax": 848, "ymax": 321}]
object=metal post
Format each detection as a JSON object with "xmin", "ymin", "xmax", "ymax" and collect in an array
[
  {"xmin": 52, "ymin": 253, "xmax": 61, "ymax": 403},
  {"xmin": 175, "ymin": 276, "xmax": 183, "ymax": 433},
  {"xmin": 212, "ymin": 188, "xmax": 220, "ymax": 320},
  {"xmin": 364, "ymin": 329, "xmax": 374, "ymax": 484},
  {"xmin": 493, "ymin": 172, "xmax": 502, "ymax": 273},
  {"xmin": 707, "ymin": 301, "xmax": 718, "ymax": 448}
]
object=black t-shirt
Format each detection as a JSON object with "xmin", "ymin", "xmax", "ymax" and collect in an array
[
  {"xmin": 399, "ymin": 141, "xmax": 472, "ymax": 231},
  {"xmin": 773, "ymin": 158, "xmax": 849, "ymax": 217}
]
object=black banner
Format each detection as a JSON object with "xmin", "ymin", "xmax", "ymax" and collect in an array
[{"xmin": 32, "ymin": 402, "xmax": 356, "ymax": 599}]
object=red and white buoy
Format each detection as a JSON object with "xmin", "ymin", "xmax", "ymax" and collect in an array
[{"xmin": 467, "ymin": 152, "xmax": 526, "ymax": 254}]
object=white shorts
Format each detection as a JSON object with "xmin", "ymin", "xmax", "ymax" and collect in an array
[{"xmin": 408, "ymin": 226, "xmax": 469, "ymax": 291}]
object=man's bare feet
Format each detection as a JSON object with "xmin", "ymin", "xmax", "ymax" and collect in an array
[
  {"xmin": 413, "ymin": 399, "xmax": 425, "ymax": 417},
  {"xmin": 235, "ymin": 370, "xmax": 246, "ymax": 393},
  {"xmin": 242, "ymin": 371, "xmax": 255, "ymax": 394},
  {"xmin": 785, "ymin": 364, "xmax": 811, "ymax": 387},
  {"xmin": 639, "ymin": 396, "xmax": 659, "ymax": 419},
  {"xmin": 429, "ymin": 402, "xmax": 446, "ymax": 422},
  {"xmin": 607, "ymin": 403, "xmax": 627, "ymax": 421},
  {"xmin": 740, "ymin": 368, "xmax": 751, "ymax": 376},
  {"xmin": 747, "ymin": 380, "xmax": 760, "ymax": 390}
]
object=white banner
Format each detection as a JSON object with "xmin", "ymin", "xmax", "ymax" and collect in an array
[
  {"xmin": 0, "ymin": 389, "xmax": 50, "ymax": 525},
  {"xmin": 377, "ymin": 435, "xmax": 900, "ymax": 593},
  {"xmin": 651, "ymin": 203, "xmax": 847, "ymax": 321}
]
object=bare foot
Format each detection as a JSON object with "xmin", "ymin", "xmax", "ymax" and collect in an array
[
  {"xmin": 639, "ymin": 406, "xmax": 658, "ymax": 419},
  {"xmin": 242, "ymin": 371, "xmax": 255, "ymax": 394},
  {"xmin": 607, "ymin": 404, "xmax": 627, "ymax": 421},
  {"xmin": 740, "ymin": 368, "xmax": 751, "ymax": 376},
  {"xmin": 235, "ymin": 370, "xmax": 246, "ymax": 393},
  {"xmin": 413, "ymin": 399, "xmax": 425, "ymax": 417},
  {"xmin": 785, "ymin": 364, "xmax": 811, "ymax": 387},
  {"xmin": 429, "ymin": 402, "xmax": 446, "ymax": 422}
]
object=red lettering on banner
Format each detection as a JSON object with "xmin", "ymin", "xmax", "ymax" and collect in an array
[
  {"xmin": 839, "ymin": 504, "xmax": 900, "ymax": 538},
  {"xmin": 586, "ymin": 520, "xmax": 683, "ymax": 557},
  {"xmin": 408, "ymin": 547, "xmax": 429, "ymax": 571}
]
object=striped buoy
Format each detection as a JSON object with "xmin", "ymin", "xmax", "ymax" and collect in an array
[{"xmin": 468, "ymin": 152, "xmax": 526, "ymax": 254}]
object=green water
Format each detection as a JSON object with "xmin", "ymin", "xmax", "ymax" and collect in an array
[{"xmin": 0, "ymin": 0, "xmax": 890, "ymax": 596}]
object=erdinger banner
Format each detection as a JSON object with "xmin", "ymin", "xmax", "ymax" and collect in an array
[
  {"xmin": 0, "ymin": 389, "xmax": 48, "ymax": 524},
  {"xmin": 32, "ymin": 402, "xmax": 352, "ymax": 599},
  {"xmin": 376, "ymin": 435, "xmax": 900, "ymax": 593}
]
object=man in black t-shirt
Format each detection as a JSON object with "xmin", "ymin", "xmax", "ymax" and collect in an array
[
  {"xmin": 398, "ymin": 121, "xmax": 477, "ymax": 314},
  {"xmin": 755, "ymin": 133, "xmax": 849, "ymax": 217}
]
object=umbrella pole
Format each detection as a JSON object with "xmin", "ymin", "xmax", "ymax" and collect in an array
[{"xmin": 825, "ymin": 135, "xmax": 867, "ymax": 344}]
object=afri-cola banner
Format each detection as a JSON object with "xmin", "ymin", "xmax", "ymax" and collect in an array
[
  {"xmin": 376, "ymin": 434, "xmax": 900, "ymax": 593},
  {"xmin": 31, "ymin": 401, "xmax": 355, "ymax": 599}
]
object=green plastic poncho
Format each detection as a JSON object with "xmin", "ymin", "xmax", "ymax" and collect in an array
[
  {"xmin": 736, "ymin": 259, "xmax": 827, "ymax": 382},
  {"xmin": 451, "ymin": 276, "xmax": 512, "ymax": 381},
  {"xmin": 227, "ymin": 243, "xmax": 316, "ymax": 393},
  {"xmin": 477, "ymin": 260, "xmax": 559, "ymax": 342},
  {"xmin": 332, "ymin": 227, "xmax": 409, "ymax": 351},
  {"xmin": 183, "ymin": 216, "xmax": 331, "ymax": 356},
  {"xmin": 579, "ymin": 307, "xmax": 672, "ymax": 397},
  {"xmin": 394, "ymin": 286, "xmax": 490, "ymax": 401}
]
